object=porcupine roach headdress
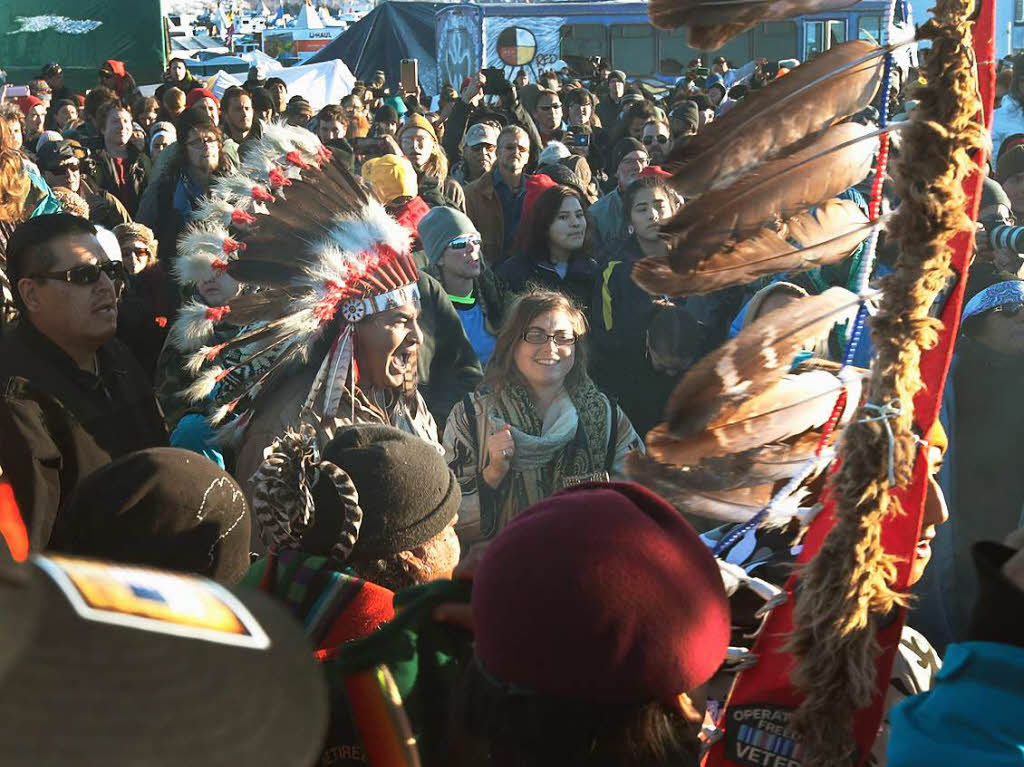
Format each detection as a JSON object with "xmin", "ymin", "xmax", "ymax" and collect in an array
[{"xmin": 171, "ymin": 122, "xmax": 419, "ymax": 426}]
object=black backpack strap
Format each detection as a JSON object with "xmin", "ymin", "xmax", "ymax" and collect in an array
[
  {"xmin": 463, "ymin": 391, "xmax": 478, "ymax": 457},
  {"xmin": 604, "ymin": 394, "xmax": 619, "ymax": 473}
]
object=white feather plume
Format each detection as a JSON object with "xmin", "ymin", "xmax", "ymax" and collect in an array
[
  {"xmin": 185, "ymin": 366, "xmax": 226, "ymax": 402},
  {"xmin": 169, "ymin": 300, "xmax": 218, "ymax": 351}
]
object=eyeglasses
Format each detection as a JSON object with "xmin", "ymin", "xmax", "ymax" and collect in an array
[
  {"xmin": 538, "ymin": 103, "xmax": 562, "ymax": 111},
  {"xmin": 643, "ymin": 135, "xmax": 669, "ymax": 145},
  {"xmin": 187, "ymin": 135, "xmax": 219, "ymax": 148},
  {"xmin": 130, "ymin": 246, "xmax": 151, "ymax": 256},
  {"xmin": 31, "ymin": 260, "xmax": 125, "ymax": 286},
  {"xmin": 994, "ymin": 302, "xmax": 1024, "ymax": 317},
  {"xmin": 522, "ymin": 328, "xmax": 577, "ymax": 346},
  {"xmin": 448, "ymin": 234, "xmax": 481, "ymax": 251},
  {"xmin": 56, "ymin": 161, "xmax": 80, "ymax": 174}
]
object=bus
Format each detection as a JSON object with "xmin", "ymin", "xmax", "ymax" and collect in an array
[{"xmin": 435, "ymin": 1, "xmax": 913, "ymax": 92}]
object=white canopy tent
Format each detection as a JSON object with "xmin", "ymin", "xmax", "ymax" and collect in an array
[
  {"xmin": 207, "ymin": 58, "xmax": 355, "ymax": 109},
  {"xmin": 138, "ymin": 59, "xmax": 355, "ymax": 107}
]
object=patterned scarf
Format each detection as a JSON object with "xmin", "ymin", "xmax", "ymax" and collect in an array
[{"xmin": 487, "ymin": 375, "xmax": 609, "ymax": 530}]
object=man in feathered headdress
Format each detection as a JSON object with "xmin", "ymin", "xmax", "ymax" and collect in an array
[{"xmin": 169, "ymin": 122, "xmax": 441, "ymax": 492}]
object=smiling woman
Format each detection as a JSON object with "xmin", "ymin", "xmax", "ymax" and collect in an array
[{"xmin": 443, "ymin": 288, "xmax": 643, "ymax": 551}]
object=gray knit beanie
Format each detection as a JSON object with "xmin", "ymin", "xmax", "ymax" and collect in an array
[{"xmin": 419, "ymin": 206, "xmax": 478, "ymax": 266}]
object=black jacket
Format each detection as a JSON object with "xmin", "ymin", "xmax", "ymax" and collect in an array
[
  {"xmin": 90, "ymin": 144, "xmax": 151, "ymax": 217},
  {"xmin": 496, "ymin": 250, "xmax": 600, "ymax": 315},
  {"xmin": 0, "ymin": 322, "xmax": 167, "ymax": 548},
  {"xmin": 416, "ymin": 272, "xmax": 483, "ymax": 429}
]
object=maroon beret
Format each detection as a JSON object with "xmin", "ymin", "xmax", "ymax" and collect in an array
[{"xmin": 471, "ymin": 482, "xmax": 730, "ymax": 703}]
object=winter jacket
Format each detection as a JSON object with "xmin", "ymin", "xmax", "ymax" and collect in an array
[
  {"xmin": 417, "ymin": 170, "xmax": 465, "ymax": 212},
  {"xmin": 589, "ymin": 244, "xmax": 691, "ymax": 436},
  {"xmin": 463, "ymin": 170, "xmax": 505, "ymax": 268},
  {"xmin": 587, "ymin": 188, "xmax": 627, "ymax": 264},
  {"xmin": 416, "ymin": 271, "xmax": 484, "ymax": 427},
  {"xmin": 496, "ymin": 250, "xmax": 600, "ymax": 316},
  {"xmin": 89, "ymin": 144, "xmax": 151, "ymax": 216},
  {"xmin": 0, "ymin": 321, "xmax": 167, "ymax": 548},
  {"xmin": 424, "ymin": 261, "xmax": 510, "ymax": 340},
  {"xmin": 889, "ymin": 543, "xmax": 1024, "ymax": 766},
  {"xmin": 77, "ymin": 176, "xmax": 131, "ymax": 230}
]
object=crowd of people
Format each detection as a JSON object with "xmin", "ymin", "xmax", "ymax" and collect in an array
[{"xmin": 0, "ymin": 47, "xmax": 1021, "ymax": 766}]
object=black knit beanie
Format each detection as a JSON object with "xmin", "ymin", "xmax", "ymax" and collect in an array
[
  {"xmin": 54, "ymin": 448, "xmax": 252, "ymax": 585},
  {"xmin": 302, "ymin": 425, "xmax": 460, "ymax": 560},
  {"xmin": 609, "ymin": 137, "xmax": 646, "ymax": 175}
]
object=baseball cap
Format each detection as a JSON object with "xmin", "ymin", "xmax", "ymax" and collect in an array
[
  {"xmin": 36, "ymin": 140, "xmax": 79, "ymax": 172},
  {"xmin": 0, "ymin": 551, "xmax": 328, "ymax": 765},
  {"xmin": 609, "ymin": 70, "xmax": 627, "ymax": 83},
  {"xmin": 464, "ymin": 122, "xmax": 498, "ymax": 148},
  {"xmin": 41, "ymin": 62, "xmax": 62, "ymax": 78}
]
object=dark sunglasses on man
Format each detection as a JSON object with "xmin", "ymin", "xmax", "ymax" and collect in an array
[
  {"xmin": 538, "ymin": 103, "xmax": 562, "ymax": 111},
  {"xmin": 643, "ymin": 135, "xmax": 669, "ymax": 146},
  {"xmin": 32, "ymin": 260, "xmax": 125, "ymax": 286},
  {"xmin": 55, "ymin": 161, "xmax": 80, "ymax": 176}
]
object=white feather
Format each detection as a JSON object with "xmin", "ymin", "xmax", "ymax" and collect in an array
[
  {"xmin": 174, "ymin": 251, "xmax": 222, "ymax": 286},
  {"xmin": 192, "ymin": 196, "xmax": 237, "ymax": 228},
  {"xmin": 178, "ymin": 225, "xmax": 231, "ymax": 256},
  {"xmin": 185, "ymin": 345, "xmax": 223, "ymax": 376},
  {"xmin": 213, "ymin": 171, "xmax": 265, "ymax": 205},
  {"xmin": 210, "ymin": 403, "xmax": 234, "ymax": 425},
  {"xmin": 185, "ymin": 366, "xmax": 226, "ymax": 402},
  {"xmin": 169, "ymin": 301, "xmax": 217, "ymax": 351}
]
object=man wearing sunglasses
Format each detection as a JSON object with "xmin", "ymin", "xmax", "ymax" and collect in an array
[
  {"xmin": 640, "ymin": 119, "xmax": 672, "ymax": 166},
  {"xmin": 0, "ymin": 214, "xmax": 167, "ymax": 549},
  {"xmin": 532, "ymin": 89, "xmax": 565, "ymax": 145},
  {"xmin": 420, "ymin": 206, "xmax": 509, "ymax": 369},
  {"xmin": 37, "ymin": 140, "xmax": 129, "ymax": 230}
]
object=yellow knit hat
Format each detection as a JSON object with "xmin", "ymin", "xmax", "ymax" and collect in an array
[{"xmin": 361, "ymin": 155, "xmax": 418, "ymax": 204}]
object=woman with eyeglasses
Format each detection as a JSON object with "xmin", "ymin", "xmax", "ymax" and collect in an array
[
  {"xmin": 420, "ymin": 206, "xmax": 509, "ymax": 369},
  {"xmin": 443, "ymin": 288, "xmax": 642, "ymax": 550},
  {"xmin": 497, "ymin": 183, "xmax": 600, "ymax": 315},
  {"xmin": 136, "ymin": 109, "xmax": 234, "ymax": 268}
]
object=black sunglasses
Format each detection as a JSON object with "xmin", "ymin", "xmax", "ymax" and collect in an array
[
  {"xmin": 538, "ymin": 103, "xmax": 562, "ymax": 111},
  {"xmin": 643, "ymin": 135, "xmax": 669, "ymax": 145},
  {"xmin": 32, "ymin": 260, "xmax": 125, "ymax": 286}
]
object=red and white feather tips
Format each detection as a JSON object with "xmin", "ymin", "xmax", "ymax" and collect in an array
[
  {"xmin": 175, "ymin": 226, "xmax": 244, "ymax": 286},
  {"xmin": 298, "ymin": 199, "xmax": 419, "ymax": 323},
  {"xmin": 190, "ymin": 121, "xmax": 329, "ymax": 229}
]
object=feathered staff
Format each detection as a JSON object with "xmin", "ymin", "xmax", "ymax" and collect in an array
[
  {"xmin": 787, "ymin": 0, "xmax": 989, "ymax": 760},
  {"xmin": 690, "ymin": 0, "xmax": 992, "ymax": 764}
]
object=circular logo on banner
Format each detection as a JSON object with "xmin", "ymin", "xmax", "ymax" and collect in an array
[{"xmin": 497, "ymin": 26, "xmax": 537, "ymax": 67}]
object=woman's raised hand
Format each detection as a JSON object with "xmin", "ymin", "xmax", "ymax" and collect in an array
[{"xmin": 482, "ymin": 424, "xmax": 515, "ymax": 488}]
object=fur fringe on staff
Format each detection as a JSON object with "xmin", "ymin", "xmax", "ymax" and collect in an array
[{"xmin": 787, "ymin": 0, "xmax": 987, "ymax": 762}]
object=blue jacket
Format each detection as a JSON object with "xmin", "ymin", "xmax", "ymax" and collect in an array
[{"xmin": 888, "ymin": 641, "xmax": 1024, "ymax": 766}]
